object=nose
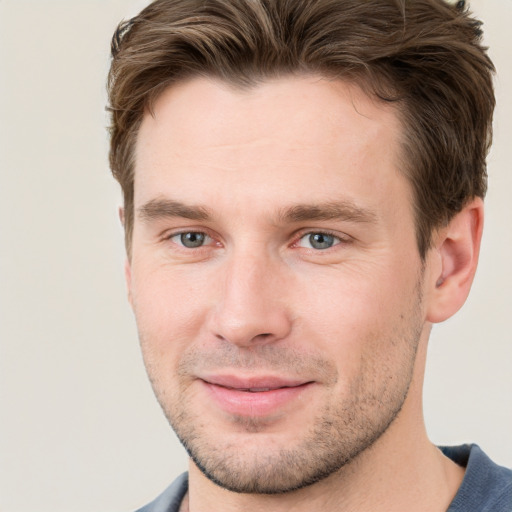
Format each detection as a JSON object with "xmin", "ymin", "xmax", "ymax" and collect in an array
[{"xmin": 207, "ymin": 252, "xmax": 293, "ymax": 347}]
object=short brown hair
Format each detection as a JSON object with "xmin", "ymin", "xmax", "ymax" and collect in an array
[{"xmin": 108, "ymin": 0, "xmax": 495, "ymax": 257}]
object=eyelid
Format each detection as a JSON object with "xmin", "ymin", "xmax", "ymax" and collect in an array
[
  {"xmin": 162, "ymin": 227, "xmax": 219, "ymax": 247},
  {"xmin": 292, "ymin": 229, "xmax": 352, "ymax": 249},
  {"xmin": 159, "ymin": 227, "xmax": 351, "ymax": 251},
  {"xmin": 170, "ymin": 231, "xmax": 212, "ymax": 247}
]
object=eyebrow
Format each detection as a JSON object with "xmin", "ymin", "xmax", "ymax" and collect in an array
[
  {"xmin": 137, "ymin": 198, "xmax": 377, "ymax": 225},
  {"xmin": 278, "ymin": 201, "xmax": 377, "ymax": 224},
  {"xmin": 138, "ymin": 198, "xmax": 212, "ymax": 222}
]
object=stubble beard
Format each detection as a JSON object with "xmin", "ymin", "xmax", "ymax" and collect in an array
[{"xmin": 140, "ymin": 285, "xmax": 424, "ymax": 495}]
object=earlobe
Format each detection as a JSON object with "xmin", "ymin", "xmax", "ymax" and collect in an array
[{"xmin": 426, "ymin": 198, "xmax": 484, "ymax": 323}]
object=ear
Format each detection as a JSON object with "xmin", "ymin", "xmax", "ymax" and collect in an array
[
  {"xmin": 119, "ymin": 207, "xmax": 133, "ymax": 307},
  {"xmin": 124, "ymin": 258, "xmax": 133, "ymax": 307},
  {"xmin": 118, "ymin": 206, "xmax": 125, "ymax": 227},
  {"xmin": 426, "ymin": 198, "xmax": 484, "ymax": 323}
]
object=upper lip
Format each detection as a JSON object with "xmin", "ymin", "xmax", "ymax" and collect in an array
[{"xmin": 200, "ymin": 374, "xmax": 312, "ymax": 391}]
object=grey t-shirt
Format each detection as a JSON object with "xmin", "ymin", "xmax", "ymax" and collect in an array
[
  {"xmin": 135, "ymin": 444, "xmax": 512, "ymax": 512},
  {"xmin": 442, "ymin": 445, "xmax": 512, "ymax": 511}
]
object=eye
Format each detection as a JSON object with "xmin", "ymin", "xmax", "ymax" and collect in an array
[
  {"xmin": 298, "ymin": 232, "xmax": 341, "ymax": 250},
  {"xmin": 170, "ymin": 231, "xmax": 211, "ymax": 248}
]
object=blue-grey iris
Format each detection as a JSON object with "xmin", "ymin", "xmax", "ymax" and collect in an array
[
  {"xmin": 309, "ymin": 233, "xmax": 335, "ymax": 250},
  {"xmin": 181, "ymin": 232, "xmax": 205, "ymax": 248}
]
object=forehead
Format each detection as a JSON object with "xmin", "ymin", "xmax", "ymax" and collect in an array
[{"xmin": 134, "ymin": 75, "xmax": 408, "ymax": 215}]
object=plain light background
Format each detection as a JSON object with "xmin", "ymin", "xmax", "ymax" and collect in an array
[{"xmin": 0, "ymin": 1, "xmax": 510, "ymax": 511}]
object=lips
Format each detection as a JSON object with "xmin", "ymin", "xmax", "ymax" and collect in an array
[
  {"xmin": 235, "ymin": 387, "xmax": 280, "ymax": 392},
  {"xmin": 199, "ymin": 375, "xmax": 314, "ymax": 417},
  {"xmin": 203, "ymin": 374, "xmax": 309, "ymax": 390}
]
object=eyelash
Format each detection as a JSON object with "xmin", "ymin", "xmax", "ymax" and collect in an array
[
  {"xmin": 293, "ymin": 230, "xmax": 347, "ymax": 251},
  {"xmin": 166, "ymin": 230, "xmax": 216, "ymax": 249},
  {"xmin": 164, "ymin": 229, "xmax": 350, "ymax": 252}
]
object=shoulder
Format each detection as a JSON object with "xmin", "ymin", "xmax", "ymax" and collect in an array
[
  {"xmin": 442, "ymin": 444, "xmax": 512, "ymax": 512},
  {"xmin": 134, "ymin": 473, "xmax": 189, "ymax": 512}
]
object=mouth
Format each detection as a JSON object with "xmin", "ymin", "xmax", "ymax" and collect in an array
[
  {"xmin": 198, "ymin": 375, "xmax": 315, "ymax": 417},
  {"xmin": 230, "ymin": 387, "xmax": 288, "ymax": 392}
]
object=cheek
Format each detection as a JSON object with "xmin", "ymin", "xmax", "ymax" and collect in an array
[
  {"xmin": 130, "ymin": 264, "xmax": 211, "ymax": 366},
  {"xmin": 294, "ymin": 263, "xmax": 403, "ymax": 330},
  {"xmin": 292, "ymin": 262, "xmax": 421, "ymax": 363}
]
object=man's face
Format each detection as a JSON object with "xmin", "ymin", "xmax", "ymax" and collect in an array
[{"xmin": 128, "ymin": 76, "xmax": 431, "ymax": 493}]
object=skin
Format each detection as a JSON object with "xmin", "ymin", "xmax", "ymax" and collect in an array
[{"xmin": 126, "ymin": 75, "xmax": 482, "ymax": 511}]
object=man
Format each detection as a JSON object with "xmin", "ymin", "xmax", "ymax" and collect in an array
[{"xmin": 107, "ymin": 0, "xmax": 511, "ymax": 510}]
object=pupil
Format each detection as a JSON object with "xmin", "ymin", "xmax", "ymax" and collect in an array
[
  {"xmin": 181, "ymin": 232, "xmax": 205, "ymax": 248},
  {"xmin": 310, "ymin": 233, "xmax": 334, "ymax": 250}
]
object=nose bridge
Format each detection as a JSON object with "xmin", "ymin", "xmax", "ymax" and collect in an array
[{"xmin": 209, "ymin": 245, "xmax": 291, "ymax": 346}]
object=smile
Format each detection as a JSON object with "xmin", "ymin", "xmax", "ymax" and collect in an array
[
  {"xmin": 222, "ymin": 385, "xmax": 298, "ymax": 392},
  {"xmin": 199, "ymin": 376, "xmax": 315, "ymax": 417}
]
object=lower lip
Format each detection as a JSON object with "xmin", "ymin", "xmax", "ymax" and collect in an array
[{"xmin": 202, "ymin": 381, "xmax": 313, "ymax": 417}]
